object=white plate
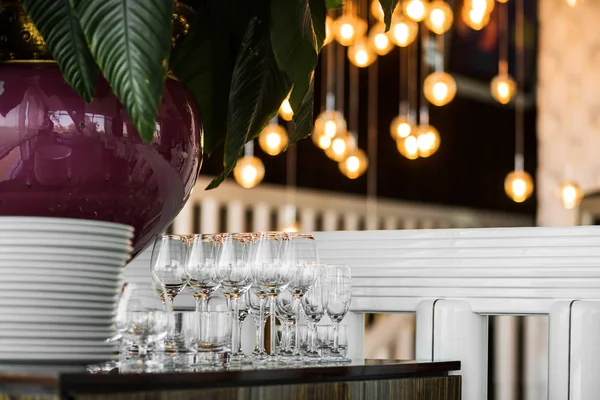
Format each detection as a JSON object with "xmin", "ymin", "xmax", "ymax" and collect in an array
[
  {"xmin": 0, "ymin": 275, "xmax": 120, "ymax": 288},
  {"xmin": 0, "ymin": 246, "xmax": 131, "ymax": 259},
  {"xmin": 0, "ymin": 346, "xmax": 115, "ymax": 354},
  {"xmin": 0, "ymin": 216, "xmax": 133, "ymax": 231},
  {"xmin": 0, "ymin": 337, "xmax": 114, "ymax": 346},
  {"xmin": 0, "ymin": 282, "xmax": 119, "ymax": 294},
  {"xmin": 0, "ymin": 270, "xmax": 121, "ymax": 283},
  {"xmin": 0, "ymin": 291, "xmax": 116, "ymax": 302},
  {"xmin": 0, "ymin": 261, "xmax": 123, "ymax": 272},
  {"xmin": 0, "ymin": 298, "xmax": 114, "ymax": 309},
  {"xmin": 0, "ymin": 352, "xmax": 113, "ymax": 361},
  {"xmin": 0, "ymin": 239, "xmax": 132, "ymax": 252},
  {"xmin": 0, "ymin": 306, "xmax": 114, "ymax": 316},
  {"xmin": 0, "ymin": 225, "xmax": 132, "ymax": 239},
  {"xmin": 0, "ymin": 322, "xmax": 113, "ymax": 332},
  {"xmin": 0, "ymin": 231, "xmax": 130, "ymax": 243},
  {"xmin": 0, "ymin": 314, "xmax": 113, "ymax": 325},
  {"xmin": 0, "ymin": 254, "xmax": 128, "ymax": 265}
]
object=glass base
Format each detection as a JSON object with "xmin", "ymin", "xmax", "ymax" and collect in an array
[{"xmin": 194, "ymin": 350, "xmax": 231, "ymax": 367}]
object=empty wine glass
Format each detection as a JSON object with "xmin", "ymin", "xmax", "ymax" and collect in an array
[
  {"xmin": 185, "ymin": 234, "xmax": 220, "ymax": 312},
  {"xmin": 216, "ymin": 233, "xmax": 252, "ymax": 363},
  {"xmin": 324, "ymin": 264, "xmax": 352, "ymax": 362},
  {"xmin": 282, "ymin": 233, "xmax": 319, "ymax": 360},
  {"xmin": 275, "ymin": 289, "xmax": 297, "ymax": 361},
  {"xmin": 251, "ymin": 232, "xmax": 290, "ymax": 360},
  {"xmin": 151, "ymin": 235, "xmax": 187, "ymax": 311},
  {"xmin": 231, "ymin": 293, "xmax": 249, "ymax": 360},
  {"xmin": 115, "ymin": 283, "xmax": 169, "ymax": 371},
  {"xmin": 246, "ymin": 288, "xmax": 269, "ymax": 360},
  {"xmin": 302, "ymin": 265, "xmax": 326, "ymax": 360}
]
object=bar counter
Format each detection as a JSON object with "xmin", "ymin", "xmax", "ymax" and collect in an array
[{"xmin": 0, "ymin": 359, "xmax": 461, "ymax": 400}]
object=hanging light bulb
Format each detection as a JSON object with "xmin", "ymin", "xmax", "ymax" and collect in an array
[
  {"xmin": 497, "ymin": 0, "xmax": 508, "ymax": 3},
  {"xmin": 389, "ymin": 14, "xmax": 419, "ymax": 47},
  {"xmin": 566, "ymin": 0, "xmax": 580, "ymax": 6},
  {"xmin": 258, "ymin": 122, "xmax": 289, "ymax": 156},
  {"xmin": 424, "ymin": 1, "xmax": 454, "ymax": 34},
  {"xmin": 324, "ymin": 16, "xmax": 334, "ymax": 46},
  {"xmin": 504, "ymin": 170, "xmax": 534, "ymax": 203},
  {"xmin": 278, "ymin": 96, "xmax": 294, "ymax": 121},
  {"xmin": 333, "ymin": 15, "xmax": 368, "ymax": 47},
  {"xmin": 461, "ymin": 4, "xmax": 491, "ymax": 30},
  {"xmin": 390, "ymin": 115, "xmax": 414, "ymax": 140},
  {"xmin": 403, "ymin": 0, "xmax": 429, "ymax": 22},
  {"xmin": 371, "ymin": 0, "xmax": 385, "ymax": 21},
  {"xmin": 397, "ymin": 134, "xmax": 420, "ymax": 160},
  {"xmin": 325, "ymin": 131, "xmax": 357, "ymax": 162},
  {"xmin": 348, "ymin": 38, "xmax": 377, "ymax": 68},
  {"xmin": 339, "ymin": 148, "xmax": 368, "ymax": 179},
  {"xmin": 559, "ymin": 181, "xmax": 583, "ymax": 209},
  {"xmin": 423, "ymin": 72, "xmax": 457, "ymax": 106},
  {"xmin": 233, "ymin": 156, "xmax": 265, "ymax": 189},
  {"xmin": 415, "ymin": 124, "xmax": 441, "ymax": 157},
  {"xmin": 368, "ymin": 23, "xmax": 394, "ymax": 56},
  {"xmin": 312, "ymin": 110, "xmax": 347, "ymax": 150},
  {"xmin": 465, "ymin": 0, "xmax": 495, "ymax": 13},
  {"xmin": 490, "ymin": 74, "xmax": 517, "ymax": 104}
]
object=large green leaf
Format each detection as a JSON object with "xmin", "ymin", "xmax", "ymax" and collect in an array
[
  {"xmin": 325, "ymin": 0, "xmax": 344, "ymax": 9},
  {"xmin": 378, "ymin": 0, "xmax": 399, "ymax": 30},
  {"xmin": 309, "ymin": 0, "xmax": 327, "ymax": 51},
  {"xmin": 206, "ymin": 15, "xmax": 292, "ymax": 190},
  {"xmin": 72, "ymin": 0, "xmax": 173, "ymax": 141},
  {"xmin": 22, "ymin": 0, "xmax": 97, "ymax": 102},
  {"xmin": 271, "ymin": 0, "xmax": 320, "ymax": 144}
]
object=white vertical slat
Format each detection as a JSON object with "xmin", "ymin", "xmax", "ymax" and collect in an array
[
  {"xmin": 200, "ymin": 197, "xmax": 219, "ymax": 234},
  {"xmin": 252, "ymin": 202, "xmax": 270, "ymax": 232},
  {"xmin": 421, "ymin": 219, "xmax": 436, "ymax": 230},
  {"xmin": 524, "ymin": 316, "xmax": 549, "ymax": 400},
  {"xmin": 392, "ymin": 314, "xmax": 415, "ymax": 360},
  {"xmin": 366, "ymin": 214, "xmax": 378, "ymax": 231},
  {"xmin": 323, "ymin": 210, "xmax": 338, "ymax": 231},
  {"xmin": 494, "ymin": 316, "xmax": 518, "ymax": 400},
  {"xmin": 343, "ymin": 213, "xmax": 360, "ymax": 231},
  {"xmin": 172, "ymin": 200, "xmax": 194, "ymax": 234},
  {"xmin": 401, "ymin": 218, "xmax": 418, "ymax": 230},
  {"xmin": 383, "ymin": 217, "xmax": 397, "ymax": 231},
  {"xmin": 226, "ymin": 200, "xmax": 244, "ymax": 233},
  {"xmin": 300, "ymin": 208, "xmax": 316, "ymax": 232}
]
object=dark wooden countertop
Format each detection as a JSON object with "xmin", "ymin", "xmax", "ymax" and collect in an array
[{"xmin": 0, "ymin": 359, "xmax": 461, "ymax": 399}]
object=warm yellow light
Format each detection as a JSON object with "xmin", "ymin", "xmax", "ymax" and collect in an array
[
  {"xmin": 233, "ymin": 156, "xmax": 265, "ymax": 189},
  {"xmin": 325, "ymin": 132, "xmax": 357, "ymax": 162},
  {"xmin": 371, "ymin": 0, "xmax": 385, "ymax": 21},
  {"xmin": 566, "ymin": 0, "xmax": 580, "ymax": 6},
  {"xmin": 559, "ymin": 181, "xmax": 583, "ymax": 209},
  {"xmin": 339, "ymin": 148, "xmax": 368, "ymax": 179},
  {"xmin": 368, "ymin": 23, "xmax": 394, "ymax": 55},
  {"xmin": 282, "ymin": 222, "xmax": 301, "ymax": 233},
  {"xmin": 278, "ymin": 97, "xmax": 294, "ymax": 121},
  {"xmin": 403, "ymin": 0, "xmax": 429, "ymax": 22},
  {"xmin": 397, "ymin": 135, "xmax": 420, "ymax": 160},
  {"xmin": 497, "ymin": 0, "xmax": 508, "ymax": 3},
  {"xmin": 333, "ymin": 15, "xmax": 368, "ymax": 46},
  {"xmin": 415, "ymin": 124, "xmax": 441, "ymax": 157},
  {"xmin": 465, "ymin": 0, "xmax": 495, "ymax": 13},
  {"xmin": 390, "ymin": 115, "xmax": 414, "ymax": 140},
  {"xmin": 504, "ymin": 170, "xmax": 534, "ymax": 203},
  {"xmin": 312, "ymin": 110, "xmax": 347, "ymax": 149},
  {"xmin": 389, "ymin": 14, "xmax": 419, "ymax": 47},
  {"xmin": 324, "ymin": 16, "xmax": 334, "ymax": 46},
  {"xmin": 258, "ymin": 123, "xmax": 288, "ymax": 156},
  {"xmin": 424, "ymin": 1, "xmax": 454, "ymax": 35},
  {"xmin": 423, "ymin": 72, "xmax": 457, "ymax": 106},
  {"xmin": 461, "ymin": 5, "xmax": 491, "ymax": 30},
  {"xmin": 348, "ymin": 38, "xmax": 377, "ymax": 68},
  {"xmin": 490, "ymin": 74, "xmax": 517, "ymax": 104}
]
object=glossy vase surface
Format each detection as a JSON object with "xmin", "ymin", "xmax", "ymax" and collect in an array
[{"xmin": 0, "ymin": 64, "xmax": 202, "ymax": 254}]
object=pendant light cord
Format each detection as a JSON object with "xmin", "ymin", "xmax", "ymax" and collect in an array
[
  {"xmin": 420, "ymin": 24, "xmax": 430, "ymax": 126},
  {"xmin": 498, "ymin": 1, "xmax": 508, "ymax": 75},
  {"xmin": 515, "ymin": 0, "xmax": 525, "ymax": 170}
]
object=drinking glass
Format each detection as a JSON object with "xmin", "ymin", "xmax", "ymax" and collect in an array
[
  {"xmin": 115, "ymin": 283, "xmax": 169, "ymax": 371},
  {"xmin": 165, "ymin": 311, "xmax": 200, "ymax": 367},
  {"xmin": 151, "ymin": 235, "xmax": 188, "ymax": 311},
  {"xmin": 301, "ymin": 265, "xmax": 326, "ymax": 360},
  {"xmin": 251, "ymin": 232, "xmax": 290, "ymax": 359},
  {"xmin": 185, "ymin": 234, "xmax": 220, "ymax": 312},
  {"xmin": 246, "ymin": 288, "xmax": 269, "ymax": 359},
  {"xmin": 216, "ymin": 233, "xmax": 252, "ymax": 363},
  {"xmin": 275, "ymin": 289, "xmax": 297, "ymax": 360},
  {"xmin": 281, "ymin": 233, "xmax": 319, "ymax": 359},
  {"xmin": 324, "ymin": 264, "xmax": 352, "ymax": 362},
  {"xmin": 188, "ymin": 311, "xmax": 233, "ymax": 366}
]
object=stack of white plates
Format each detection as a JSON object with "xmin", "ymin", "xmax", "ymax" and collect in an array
[{"xmin": 0, "ymin": 217, "xmax": 133, "ymax": 363}]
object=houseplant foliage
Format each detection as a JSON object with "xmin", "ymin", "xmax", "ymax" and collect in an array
[{"xmin": 15, "ymin": 0, "xmax": 397, "ymax": 189}]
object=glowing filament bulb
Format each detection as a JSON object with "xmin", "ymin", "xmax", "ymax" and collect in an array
[
  {"xmin": 559, "ymin": 181, "xmax": 583, "ymax": 209},
  {"xmin": 390, "ymin": 15, "xmax": 419, "ymax": 47},
  {"xmin": 233, "ymin": 156, "xmax": 265, "ymax": 189},
  {"xmin": 390, "ymin": 115, "xmax": 414, "ymax": 140},
  {"xmin": 424, "ymin": 1, "xmax": 454, "ymax": 35},
  {"xmin": 368, "ymin": 23, "xmax": 394, "ymax": 56},
  {"xmin": 348, "ymin": 38, "xmax": 377, "ymax": 68},
  {"xmin": 423, "ymin": 72, "xmax": 457, "ymax": 106},
  {"xmin": 504, "ymin": 170, "xmax": 534, "ymax": 203},
  {"xmin": 278, "ymin": 97, "xmax": 294, "ymax": 121},
  {"xmin": 403, "ymin": 0, "xmax": 429, "ymax": 22},
  {"xmin": 490, "ymin": 74, "xmax": 517, "ymax": 104},
  {"xmin": 258, "ymin": 123, "xmax": 288, "ymax": 156},
  {"xmin": 339, "ymin": 148, "xmax": 368, "ymax": 179}
]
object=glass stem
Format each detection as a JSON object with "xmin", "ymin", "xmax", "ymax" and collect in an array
[
  {"xmin": 293, "ymin": 297, "xmax": 301, "ymax": 356},
  {"xmin": 269, "ymin": 295, "xmax": 277, "ymax": 356},
  {"xmin": 237, "ymin": 319, "xmax": 244, "ymax": 354},
  {"xmin": 309, "ymin": 322, "xmax": 317, "ymax": 354},
  {"xmin": 232, "ymin": 296, "xmax": 240, "ymax": 354},
  {"xmin": 258, "ymin": 297, "xmax": 266, "ymax": 354},
  {"xmin": 333, "ymin": 321, "xmax": 340, "ymax": 354},
  {"xmin": 201, "ymin": 296, "xmax": 209, "ymax": 312},
  {"xmin": 138, "ymin": 343, "xmax": 148, "ymax": 362},
  {"xmin": 194, "ymin": 295, "xmax": 201, "ymax": 312}
]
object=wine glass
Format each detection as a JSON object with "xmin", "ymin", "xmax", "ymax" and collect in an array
[
  {"xmin": 275, "ymin": 289, "xmax": 297, "ymax": 361},
  {"xmin": 301, "ymin": 265, "xmax": 326, "ymax": 361},
  {"xmin": 324, "ymin": 264, "xmax": 352, "ymax": 362},
  {"xmin": 115, "ymin": 283, "xmax": 169, "ymax": 371},
  {"xmin": 215, "ymin": 233, "xmax": 252, "ymax": 363},
  {"xmin": 232, "ymin": 292, "xmax": 249, "ymax": 359},
  {"xmin": 281, "ymin": 233, "xmax": 319, "ymax": 360},
  {"xmin": 185, "ymin": 234, "xmax": 220, "ymax": 312},
  {"xmin": 251, "ymin": 232, "xmax": 289, "ymax": 360},
  {"xmin": 246, "ymin": 287, "xmax": 269, "ymax": 360},
  {"xmin": 150, "ymin": 235, "xmax": 187, "ymax": 311}
]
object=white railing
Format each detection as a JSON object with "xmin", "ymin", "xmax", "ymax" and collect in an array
[{"xmin": 315, "ymin": 227, "xmax": 600, "ymax": 400}]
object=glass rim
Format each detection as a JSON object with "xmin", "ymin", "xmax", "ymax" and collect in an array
[{"xmin": 160, "ymin": 234, "xmax": 185, "ymax": 240}]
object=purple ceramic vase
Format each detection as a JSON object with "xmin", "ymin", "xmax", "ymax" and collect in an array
[{"xmin": 0, "ymin": 63, "xmax": 202, "ymax": 255}]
